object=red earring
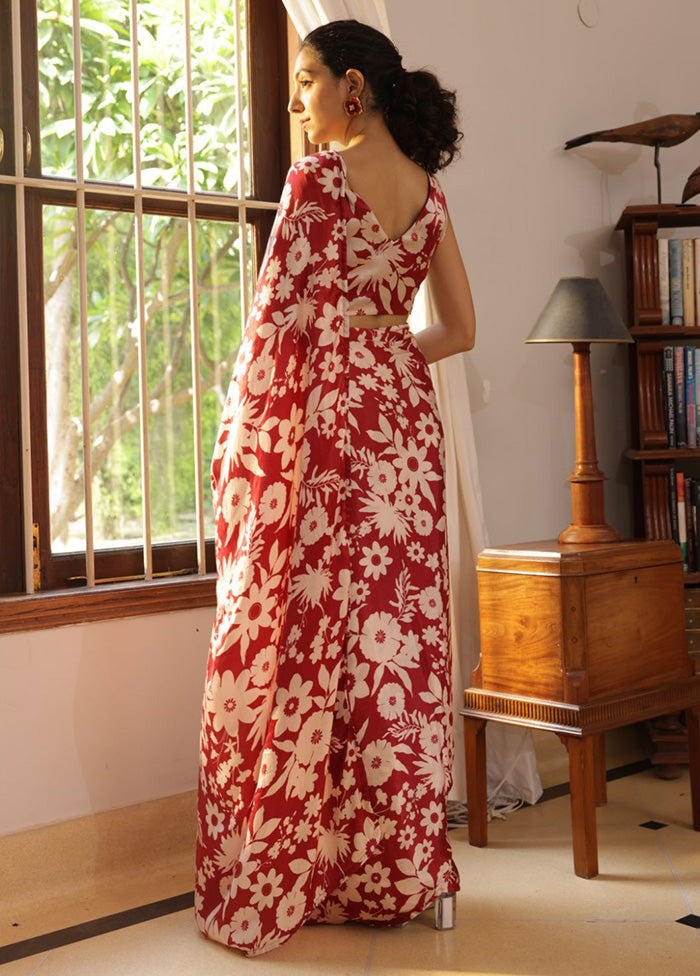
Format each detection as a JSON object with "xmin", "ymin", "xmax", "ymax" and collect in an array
[{"xmin": 344, "ymin": 96, "xmax": 363, "ymax": 118}]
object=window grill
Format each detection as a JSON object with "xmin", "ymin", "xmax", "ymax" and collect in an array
[{"xmin": 1, "ymin": 0, "xmax": 283, "ymax": 594}]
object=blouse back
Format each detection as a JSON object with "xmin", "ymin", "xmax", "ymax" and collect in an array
[{"xmin": 328, "ymin": 150, "xmax": 448, "ymax": 319}]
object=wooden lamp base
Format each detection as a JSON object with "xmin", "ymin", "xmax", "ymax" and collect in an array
[
  {"xmin": 562, "ymin": 342, "xmax": 620, "ymax": 545},
  {"xmin": 559, "ymin": 522, "xmax": 621, "ymax": 544}
]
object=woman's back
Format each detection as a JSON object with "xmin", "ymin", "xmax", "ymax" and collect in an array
[{"xmin": 340, "ymin": 144, "xmax": 431, "ymax": 242}]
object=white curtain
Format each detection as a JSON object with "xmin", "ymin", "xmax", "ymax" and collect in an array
[
  {"xmin": 414, "ymin": 285, "xmax": 541, "ymax": 806},
  {"xmin": 281, "ymin": 0, "xmax": 542, "ymax": 808},
  {"xmin": 283, "ymin": 0, "xmax": 390, "ymax": 38}
]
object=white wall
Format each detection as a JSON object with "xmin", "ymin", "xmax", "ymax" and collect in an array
[
  {"xmin": 5, "ymin": 0, "xmax": 700, "ymax": 836},
  {"xmin": 0, "ymin": 609, "xmax": 211, "ymax": 835},
  {"xmin": 389, "ymin": 0, "xmax": 700, "ymax": 543}
]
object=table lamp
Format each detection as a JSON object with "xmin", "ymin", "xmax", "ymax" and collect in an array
[{"xmin": 525, "ymin": 277, "xmax": 633, "ymax": 544}]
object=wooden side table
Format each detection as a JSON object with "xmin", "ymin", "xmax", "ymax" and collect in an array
[{"xmin": 462, "ymin": 539, "xmax": 700, "ymax": 878}]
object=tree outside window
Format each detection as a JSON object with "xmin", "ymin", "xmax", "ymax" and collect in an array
[{"xmin": 0, "ymin": 0, "xmax": 290, "ymax": 607}]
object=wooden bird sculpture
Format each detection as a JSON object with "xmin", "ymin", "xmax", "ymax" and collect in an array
[
  {"xmin": 682, "ymin": 164, "xmax": 700, "ymax": 204},
  {"xmin": 565, "ymin": 112, "xmax": 700, "ymax": 204}
]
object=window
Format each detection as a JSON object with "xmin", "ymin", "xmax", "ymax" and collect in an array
[{"xmin": 0, "ymin": 0, "xmax": 290, "ymax": 622}]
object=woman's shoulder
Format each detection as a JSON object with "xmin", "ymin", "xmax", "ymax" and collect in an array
[
  {"xmin": 429, "ymin": 170, "xmax": 447, "ymax": 206},
  {"xmin": 282, "ymin": 150, "xmax": 345, "ymax": 204},
  {"xmin": 288, "ymin": 149, "xmax": 343, "ymax": 180}
]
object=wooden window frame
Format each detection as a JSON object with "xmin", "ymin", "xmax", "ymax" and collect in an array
[{"xmin": 0, "ymin": 0, "xmax": 291, "ymax": 631}]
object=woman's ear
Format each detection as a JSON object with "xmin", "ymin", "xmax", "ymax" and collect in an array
[{"xmin": 345, "ymin": 68, "xmax": 366, "ymax": 99}]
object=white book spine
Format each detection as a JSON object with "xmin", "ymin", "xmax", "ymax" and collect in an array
[
  {"xmin": 679, "ymin": 496, "xmax": 687, "ymax": 545},
  {"xmin": 658, "ymin": 238, "xmax": 670, "ymax": 325}
]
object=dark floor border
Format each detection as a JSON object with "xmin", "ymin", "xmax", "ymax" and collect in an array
[
  {"xmin": 538, "ymin": 758, "xmax": 653, "ymax": 803},
  {"xmin": 0, "ymin": 892, "xmax": 195, "ymax": 965},
  {"xmin": 0, "ymin": 759, "xmax": 659, "ymax": 966}
]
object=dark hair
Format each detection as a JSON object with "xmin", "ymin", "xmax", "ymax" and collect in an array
[{"xmin": 302, "ymin": 19, "xmax": 462, "ymax": 173}]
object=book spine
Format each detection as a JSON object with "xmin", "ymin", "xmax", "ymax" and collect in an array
[
  {"xmin": 677, "ymin": 470, "xmax": 688, "ymax": 570},
  {"xmin": 664, "ymin": 346, "xmax": 677, "ymax": 447},
  {"xmin": 695, "ymin": 348, "xmax": 700, "ymax": 444},
  {"xmin": 683, "ymin": 239, "xmax": 696, "ymax": 328},
  {"xmin": 695, "ymin": 239, "xmax": 700, "ymax": 323},
  {"xmin": 669, "ymin": 463, "xmax": 679, "ymax": 544},
  {"xmin": 686, "ymin": 477, "xmax": 696, "ymax": 571},
  {"xmin": 670, "ymin": 238, "xmax": 684, "ymax": 325},
  {"xmin": 694, "ymin": 481, "xmax": 700, "ymax": 568},
  {"xmin": 687, "ymin": 345, "xmax": 697, "ymax": 449},
  {"xmin": 658, "ymin": 238, "xmax": 670, "ymax": 325},
  {"xmin": 675, "ymin": 345, "xmax": 687, "ymax": 447}
]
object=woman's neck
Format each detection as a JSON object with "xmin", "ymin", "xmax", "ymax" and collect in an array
[{"xmin": 340, "ymin": 120, "xmax": 402, "ymax": 166}]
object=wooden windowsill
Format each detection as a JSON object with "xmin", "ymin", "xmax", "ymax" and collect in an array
[{"xmin": 0, "ymin": 574, "xmax": 217, "ymax": 635}]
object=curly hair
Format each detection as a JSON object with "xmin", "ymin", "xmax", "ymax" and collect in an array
[{"xmin": 302, "ymin": 19, "xmax": 462, "ymax": 173}]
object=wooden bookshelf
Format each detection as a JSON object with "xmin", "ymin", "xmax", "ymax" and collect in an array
[
  {"xmin": 617, "ymin": 204, "xmax": 700, "ymax": 769},
  {"xmin": 625, "ymin": 448, "xmax": 700, "ymax": 460},
  {"xmin": 617, "ymin": 204, "xmax": 700, "ymax": 544}
]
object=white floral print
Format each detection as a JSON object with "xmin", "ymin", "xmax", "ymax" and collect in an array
[{"xmin": 196, "ymin": 151, "xmax": 457, "ymax": 957}]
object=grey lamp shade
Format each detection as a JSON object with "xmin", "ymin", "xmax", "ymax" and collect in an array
[{"xmin": 525, "ymin": 277, "xmax": 632, "ymax": 344}]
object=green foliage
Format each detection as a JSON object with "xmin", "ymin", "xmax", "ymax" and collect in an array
[{"xmin": 39, "ymin": 1, "xmax": 249, "ymax": 550}]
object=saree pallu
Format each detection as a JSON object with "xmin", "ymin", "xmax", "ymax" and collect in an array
[{"xmin": 195, "ymin": 154, "xmax": 458, "ymax": 957}]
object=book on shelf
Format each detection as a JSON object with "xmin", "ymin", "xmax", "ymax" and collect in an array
[
  {"xmin": 685, "ymin": 477, "xmax": 696, "ymax": 571},
  {"xmin": 669, "ymin": 238, "xmax": 684, "ymax": 325},
  {"xmin": 677, "ymin": 470, "xmax": 688, "ymax": 569},
  {"xmin": 693, "ymin": 480, "xmax": 700, "ymax": 572},
  {"xmin": 657, "ymin": 233, "xmax": 700, "ymax": 328},
  {"xmin": 695, "ymin": 348, "xmax": 700, "ymax": 443},
  {"xmin": 663, "ymin": 346, "xmax": 676, "ymax": 447},
  {"xmin": 669, "ymin": 464, "xmax": 679, "ymax": 544},
  {"xmin": 674, "ymin": 345, "xmax": 688, "ymax": 446},
  {"xmin": 667, "ymin": 470, "xmax": 700, "ymax": 573},
  {"xmin": 660, "ymin": 345, "xmax": 700, "ymax": 448},
  {"xmin": 659, "ymin": 238, "xmax": 670, "ymax": 326},
  {"xmin": 686, "ymin": 345, "xmax": 697, "ymax": 449},
  {"xmin": 683, "ymin": 239, "xmax": 696, "ymax": 328}
]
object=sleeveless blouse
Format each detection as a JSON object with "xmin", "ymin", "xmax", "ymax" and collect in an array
[{"xmin": 330, "ymin": 150, "xmax": 448, "ymax": 319}]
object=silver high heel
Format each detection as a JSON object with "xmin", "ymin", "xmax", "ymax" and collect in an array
[{"xmin": 434, "ymin": 892, "xmax": 456, "ymax": 930}]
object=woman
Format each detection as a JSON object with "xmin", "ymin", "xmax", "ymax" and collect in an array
[{"xmin": 195, "ymin": 19, "xmax": 475, "ymax": 957}]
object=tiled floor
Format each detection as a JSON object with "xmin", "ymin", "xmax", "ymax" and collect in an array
[{"xmin": 2, "ymin": 763, "xmax": 700, "ymax": 974}]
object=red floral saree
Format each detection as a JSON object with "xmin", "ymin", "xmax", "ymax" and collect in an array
[{"xmin": 195, "ymin": 151, "xmax": 459, "ymax": 956}]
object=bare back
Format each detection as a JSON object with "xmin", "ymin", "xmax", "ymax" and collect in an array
[
  {"xmin": 340, "ymin": 146, "xmax": 433, "ymax": 329},
  {"xmin": 340, "ymin": 146, "xmax": 430, "ymax": 243}
]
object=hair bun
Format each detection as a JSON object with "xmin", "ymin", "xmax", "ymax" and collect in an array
[
  {"xmin": 386, "ymin": 68, "xmax": 462, "ymax": 172},
  {"xmin": 303, "ymin": 19, "xmax": 462, "ymax": 172}
]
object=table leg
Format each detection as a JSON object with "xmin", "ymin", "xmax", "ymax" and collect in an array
[
  {"xmin": 566, "ymin": 735, "xmax": 598, "ymax": 878},
  {"xmin": 464, "ymin": 715, "xmax": 488, "ymax": 847},
  {"xmin": 594, "ymin": 733, "xmax": 607, "ymax": 807},
  {"xmin": 686, "ymin": 706, "xmax": 700, "ymax": 831}
]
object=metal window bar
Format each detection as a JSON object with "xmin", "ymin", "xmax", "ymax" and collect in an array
[
  {"xmin": 0, "ymin": 172, "xmax": 278, "ymax": 212},
  {"xmin": 129, "ymin": 0, "xmax": 154, "ymax": 581},
  {"xmin": 234, "ymin": 0, "xmax": 250, "ymax": 323},
  {"xmin": 10, "ymin": 0, "xmax": 34, "ymax": 593},
  {"xmin": 2, "ymin": 1, "xmax": 277, "ymax": 593},
  {"xmin": 72, "ymin": 0, "xmax": 96, "ymax": 587},
  {"xmin": 182, "ymin": 0, "xmax": 206, "ymax": 575}
]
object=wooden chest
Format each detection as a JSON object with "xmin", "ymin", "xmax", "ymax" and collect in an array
[
  {"xmin": 473, "ymin": 539, "xmax": 691, "ymax": 716},
  {"xmin": 463, "ymin": 538, "xmax": 700, "ymax": 878}
]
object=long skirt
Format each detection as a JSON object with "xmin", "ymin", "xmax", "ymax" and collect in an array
[{"xmin": 195, "ymin": 323, "xmax": 459, "ymax": 955}]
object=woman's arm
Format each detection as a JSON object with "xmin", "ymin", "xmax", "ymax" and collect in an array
[{"xmin": 412, "ymin": 215, "xmax": 476, "ymax": 365}]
